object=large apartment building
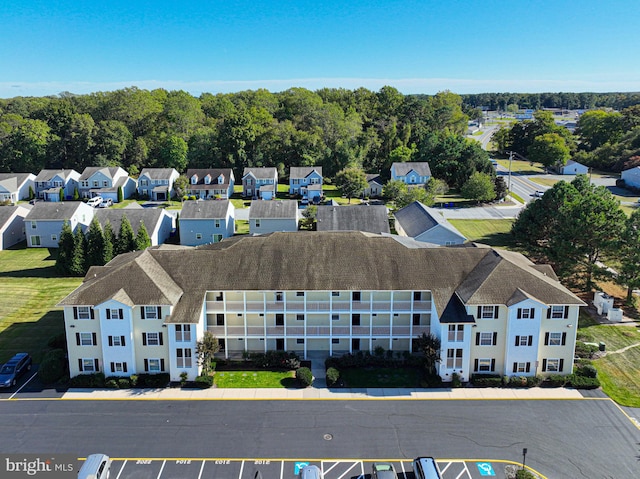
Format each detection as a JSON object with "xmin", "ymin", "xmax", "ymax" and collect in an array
[{"xmin": 59, "ymin": 232, "xmax": 584, "ymax": 383}]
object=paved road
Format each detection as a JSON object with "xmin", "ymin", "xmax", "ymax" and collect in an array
[{"xmin": 0, "ymin": 399, "xmax": 637, "ymax": 479}]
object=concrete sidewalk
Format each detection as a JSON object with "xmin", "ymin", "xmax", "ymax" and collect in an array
[{"xmin": 60, "ymin": 386, "xmax": 588, "ymax": 401}]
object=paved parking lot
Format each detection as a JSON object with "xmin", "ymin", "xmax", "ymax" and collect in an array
[{"xmin": 101, "ymin": 458, "xmax": 513, "ymax": 479}]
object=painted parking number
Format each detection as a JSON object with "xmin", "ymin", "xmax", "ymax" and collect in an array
[{"xmin": 476, "ymin": 463, "xmax": 495, "ymax": 476}]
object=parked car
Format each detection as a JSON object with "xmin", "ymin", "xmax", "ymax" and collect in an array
[
  {"xmin": 98, "ymin": 198, "xmax": 113, "ymax": 208},
  {"xmin": 533, "ymin": 190, "xmax": 544, "ymax": 198},
  {"xmin": 0, "ymin": 353, "xmax": 33, "ymax": 388},
  {"xmin": 87, "ymin": 196, "xmax": 103, "ymax": 207},
  {"xmin": 372, "ymin": 463, "xmax": 397, "ymax": 479},
  {"xmin": 299, "ymin": 465, "xmax": 323, "ymax": 479}
]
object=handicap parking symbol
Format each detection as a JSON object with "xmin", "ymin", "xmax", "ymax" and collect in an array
[
  {"xmin": 476, "ymin": 462, "xmax": 495, "ymax": 476},
  {"xmin": 294, "ymin": 462, "xmax": 309, "ymax": 475}
]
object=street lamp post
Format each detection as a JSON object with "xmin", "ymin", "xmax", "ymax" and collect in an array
[
  {"xmin": 508, "ymin": 151, "xmax": 513, "ymax": 194},
  {"xmin": 522, "ymin": 448, "xmax": 528, "ymax": 471}
]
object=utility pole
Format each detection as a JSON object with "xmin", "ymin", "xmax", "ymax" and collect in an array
[{"xmin": 508, "ymin": 150, "xmax": 513, "ymax": 194}]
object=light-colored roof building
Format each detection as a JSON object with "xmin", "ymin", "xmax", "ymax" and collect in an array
[
  {"xmin": 394, "ymin": 201, "xmax": 466, "ymax": 245},
  {"xmin": 249, "ymin": 200, "xmax": 299, "ymax": 234},
  {"xmin": 316, "ymin": 205, "xmax": 390, "ymax": 234},
  {"xmin": 0, "ymin": 205, "xmax": 30, "ymax": 250}
]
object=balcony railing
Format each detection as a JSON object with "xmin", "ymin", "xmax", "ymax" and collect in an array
[
  {"xmin": 207, "ymin": 300, "xmax": 432, "ymax": 314},
  {"xmin": 207, "ymin": 324, "xmax": 431, "ymax": 337}
]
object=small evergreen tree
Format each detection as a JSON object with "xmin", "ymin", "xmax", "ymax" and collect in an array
[
  {"xmin": 103, "ymin": 220, "xmax": 115, "ymax": 263},
  {"xmin": 73, "ymin": 187, "xmax": 79, "ymax": 200},
  {"xmin": 117, "ymin": 186, "xmax": 124, "ymax": 203},
  {"xmin": 70, "ymin": 227, "xmax": 87, "ymax": 276},
  {"xmin": 116, "ymin": 214, "xmax": 136, "ymax": 255},
  {"xmin": 58, "ymin": 188, "xmax": 65, "ymax": 202},
  {"xmin": 56, "ymin": 221, "xmax": 75, "ymax": 275},
  {"xmin": 85, "ymin": 217, "xmax": 106, "ymax": 269},
  {"xmin": 196, "ymin": 331, "xmax": 220, "ymax": 375},
  {"xmin": 135, "ymin": 221, "xmax": 151, "ymax": 250},
  {"xmin": 28, "ymin": 185, "xmax": 35, "ymax": 200}
]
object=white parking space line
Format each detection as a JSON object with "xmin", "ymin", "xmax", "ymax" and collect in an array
[
  {"xmin": 238, "ymin": 459, "xmax": 245, "ymax": 479},
  {"xmin": 457, "ymin": 462, "xmax": 471, "ymax": 479},
  {"xmin": 322, "ymin": 462, "xmax": 340, "ymax": 475},
  {"xmin": 156, "ymin": 460, "xmax": 166, "ymax": 479},
  {"xmin": 439, "ymin": 462, "xmax": 452, "ymax": 475},
  {"xmin": 8, "ymin": 371, "xmax": 37, "ymax": 400},
  {"xmin": 198, "ymin": 460, "xmax": 206, "ymax": 479},
  {"xmin": 335, "ymin": 461, "xmax": 362, "ymax": 479},
  {"xmin": 280, "ymin": 460, "xmax": 285, "ymax": 479},
  {"xmin": 115, "ymin": 459, "xmax": 128, "ymax": 479}
]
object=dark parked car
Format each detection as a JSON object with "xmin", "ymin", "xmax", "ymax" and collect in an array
[{"xmin": 0, "ymin": 353, "xmax": 32, "ymax": 388}]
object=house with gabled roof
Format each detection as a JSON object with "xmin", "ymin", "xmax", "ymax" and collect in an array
[
  {"xmin": 0, "ymin": 205, "xmax": 30, "ymax": 250},
  {"xmin": 621, "ymin": 166, "xmax": 640, "ymax": 189},
  {"xmin": 316, "ymin": 204, "xmax": 390, "ymax": 234},
  {"xmin": 242, "ymin": 167, "xmax": 278, "ymax": 200},
  {"xmin": 186, "ymin": 169, "xmax": 235, "ymax": 200},
  {"xmin": 363, "ymin": 173, "xmax": 383, "ymax": 198},
  {"xmin": 78, "ymin": 167, "xmax": 136, "ymax": 202},
  {"xmin": 0, "ymin": 173, "xmax": 36, "ymax": 204},
  {"xmin": 24, "ymin": 201, "xmax": 94, "ymax": 248},
  {"xmin": 137, "ymin": 168, "xmax": 180, "ymax": 201},
  {"xmin": 34, "ymin": 169, "xmax": 81, "ymax": 202},
  {"xmin": 179, "ymin": 199, "xmax": 235, "ymax": 246},
  {"xmin": 558, "ymin": 160, "xmax": 588, "ymax": 175},
  {"xmin": 289, "ymin": 166, "xmax": 323, "ymax": 203},
  {"xmin": 94, "ymin": 208, "xmax": 175, "ymax": 247},
  {"xmin": 58, "ymin": 231, "xmax": 584, "ymax": 382},
  {"xmin": 390, "ymin": 162, "xmax": 431, "ymax": 187},
  {"xmin": 394, "ymin": 201, "xmax": 466, "ymax": 245},
  {"xmin": 249, "ymin": 200, "xmax": 299, "ymax": 234}
]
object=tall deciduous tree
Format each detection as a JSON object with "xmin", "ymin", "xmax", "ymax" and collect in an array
[
  {"xmin": 527, "ymin": 132, "xmax": 570, "ymax": 168},
  {"xmin": 460, "ymin": 172, "xmax": 496, "ymax": 203},
  {"xmin": 334, "ymin": 167, "xmax": 368, "ymax": 203},
  {"xmin": 196, "ymin": 331, "xmax": 220, "ymax": 375},
  {"xmin": 616, "ymin": 210, "xmax": 640, "ymax": 303}
]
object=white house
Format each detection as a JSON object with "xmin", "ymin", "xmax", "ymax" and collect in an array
[
  {"xmin": 558, "ymin": 160, "xmax": 589, "ymax": 175},
  {"xmin": 363, "ymin": 174, "xmax": 383, "ymax": 198},
  {"xmin": 621, "ymin": 166, "xmax": 640, "ymax": 189},
  {"xmin": 0, "ymin": 173, "xmax": 36, "ymax": 204},
  {"xmin": 0, "ymin": 205, "xmax": 29, "ymax": 250}
]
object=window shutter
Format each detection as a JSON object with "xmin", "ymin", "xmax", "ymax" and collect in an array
[
  {"xmin": 123, "ymin": 363, "xmax": 128, "ymax": 373},
  {"xmin": 92, "ymin": 333, "xmax": 97, "ymax": 345},
  {"xmin": 106, "ymin": 309, "xmax": 111, "ymax": 320},
  {"xmin": 526, "ymin": 362, "xmax": 531, "ymax": 373},
  {"xmin": 517, "ymin": 309, "xmax": 522, "ymax": 319},
  {"xmin": 76, "ymin": 333, "xmax": 80, "ymax": 346},
  {"xmin": 160, "ymin": 359, "xmax": 165, "ymax": 371},
  {"xmin": 110, "ymin": 362, "xmax": 115, "ymax": 373},
  {"xmin": 474, "ymin": 359, "xmax": 478, "ymax": 371},
  {"xmin": 142, "ymin": 333, "xmax": 147, "ymax": 346},
  {"xmin": 157, "ymin": 307, "xmax": 162, "ymax": 319},
  {"xmin": 141, "ymin": 306, "xmax": 145, "ymax": 319},
  {"xmin": 477, "ymin": 306, "xmax": 481, "ymax": 318},
  {"xmin": 491, "ymin": 359, "xmax": 495, "ymax": 371},
  {"xmin": 78, "ymin": 359, "xmax": 83, "ymax": 371},
  {"xmin": 512, "ymin": 362, "xmax": 517, "ymax": 373},
  {"xmin": 545, "ymin": 332, "xmax": 550, "ymax": 346},
  {"xmin": 94, "ymin": 359, "xmax": 99, "ymax": 372},
  {"xmin": 561, "ymin": 332, "xmax": 567, "ymax": 346},
  {"xmin": 159, "ymin": 333, "xmax": 163, "ymax": 346},
  {"xmin": 564, "ymin": 306, "xmax": 569, "ymax": 319},
  {"xmin": 119, "ymin": 309, "xmax": 123, "ymax": 319},
  {"xmin": 542, "ymin": 359, "xmax": 547, "ymax": 372},
  {"xmin": 530, "ymin": 308, "xmax": 535, "ymax": 319},
  {"xmin": 108, "ymin": 336, "xmax": 113, "ymax": 347},
  {"xmin": 528, "ymin": 335, "xmax": 533, "ymax": 346},
  {"xmin": 559, "ymin": 359, "xmax": 564, "ymax": 372},
  {"xmin": 144, "ymin": 359, "xmax": 149, "ymax": 372},
  {"xmin": 90, "ymin": 308, "xmax": 94, "ymax": 319},
  {"xmin": 493, "ymin": 306, "xmax": 499, "ymax": 319},
  {"xmin": 492, "ymin": 332, "xmax": 497, "ymax": 345},
  {"xmin": 547, "ymin": 308, "xmax": 551, "ymax": 319},
  {"xmin": 121, "ymin": 336, "xmax": 126, "ymax": 346},
  {"xmin": 73, "ymin": 307, "xmax": 78, "ymax": 320},
  {"xmin": 515, "ymin": 336, "xmax": 519, "ymax": 346},
  {"xmin": 475, "ymin": 332, "xmax": 480, "ymax": 345}
]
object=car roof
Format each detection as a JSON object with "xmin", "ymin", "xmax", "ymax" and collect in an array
[{"xmin": 6, "ymin": 353, "xmax": 29, "ymax": 363}]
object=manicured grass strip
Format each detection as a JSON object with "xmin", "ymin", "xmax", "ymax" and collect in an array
[
  {"xmin": 528, "ymin": 177, "xmax": 559, "ymax": 187},
  {"xmin": 508, "ymin": 192, "xmax": 524, "ymax": 203},
  {"xmin": 496, "ymin": 159, "xmax": 546, "ymax": 174},
  {"xmin": 448, "ymin": 219, "xmax": 516, "ymax": 248},
  {"xmin": 340, "ymin": 367, "xmax": 422, "ymax": 388},
  {"xmin": 213, "ymin": 370, "xmax": 296, "ymax": 388}
]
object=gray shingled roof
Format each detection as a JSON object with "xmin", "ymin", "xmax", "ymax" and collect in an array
[
  {"xmin": 25, "ymin": 202, "xmax": 88, "ymax": 220},
  {"xmin": 316, "ymin": 205, "xmax": 390, "ymax": 234},
  {"xmin": 242, "ymin": 167, "xmax": 277, "ymax": 179},
  {"xmin": 392, "ymin": 162, "xmax": 431, "ymax": 177},
  {"xmin": 180, "ymin": 200, "xmax": 231, "ymax": 219},
  {"xmin": 139, "ymin": 168, "xmax": 178, "ymax": 180},
  {"xmin": 394, "ymin": 201, "xmax": 465, "ymax": 240},
  {"xmin": 34, "ymin": 169, "xmax": 79, "ymax": 182},
  {"xmin": 58, "ymin": 232, "xmax": 584, "ymax": 324},
  {"xmin": 289, "ymin": 166, "xmax": 322, "ymax": 179},
  {"xmin": 366, "ymin": 174, "xmax": 383, "ymax": 184},
  {"xmin": 94, "ymin": 209, "xmax": 164, "ymax": 236},
  {"xmin": 249, "ymin": 200, "xmax": 298, "ymax": 219},
  {"xmin": 0, "ymin": 205, "xmax": 27, "ymax": 227},
  {"xmin": 79, "ymin": 167, "xmax": 124, "ymax": 181}
]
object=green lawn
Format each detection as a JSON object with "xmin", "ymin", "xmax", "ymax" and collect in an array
[
  {"xmin": 528, "ymin": 177, "xmax": 558, "ymax": 188},
  {"xmin": 323, "ymin": 185, "xmax": 363, "ymax": 205},
  {"xmin": 577, "ymin": 313, "xmax": 640, "ymax": 407},
  {"xmin": 213, "ymin": 370, "xmax": 296, "ymax": 388},
  {"xmin": 0, "ymin": 246, "xmax": 82, "ymax": 363},
  {"xmin": 339, "ymin": 367, "xmax": 422, "ymax": 388},
  {"xmin": 496, "ymin": 159, "xmax": 546, "ymax": 175},
  {"xmin": 235, "ymin": 220, "xmax": 249, "ymax": 235},
  {"xmin": 449, "ymin": 219, "xmax": 516, "ymax": 248}
]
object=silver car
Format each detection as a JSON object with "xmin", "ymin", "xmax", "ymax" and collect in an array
[{"xmin": 372, "ymin": 463, "xmax": 396, "ymax": 479}]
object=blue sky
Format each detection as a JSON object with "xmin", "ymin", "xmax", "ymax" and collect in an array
[{"xmin": 1, "ymin": 0, "xmax": 639, "ymax": 97}]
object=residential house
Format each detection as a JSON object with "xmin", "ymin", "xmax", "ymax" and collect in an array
[
  {"xmin": 95, "ymin": 208, "xmax": 175, "ymax": 247},
  {"xmin": 137, "ymin": 168, "xmax": 180, "ymax": 201},
  {"xmin": 621, "ymin": 166, "xmax": 640, "ymax": 189},
  {"xmin": 24, "ymin": 202, "xmax": 94, "ymax": 248},
  {"xmin": 316, "ymin": 205, "xmax": 390, "ymax": 234},
  {"xmin": 249, "ymin": 200, "xmax": 299, "ymax": 234},
  {"xmin": 0, "ymin": 205, "xmax": 29, "ymax": 250},
  {"xmin": 34, "ymin": 169, "xmax": 81, "ymax": 201},
  {"xmin": 242, "ymin": 167, "xmax": 278, "ymax": 200},
  {"xmin": 289, "ymin": 167, "xmax": 323, "ymax": 203},
  {"xmin": 78, "ymin": 167, "xmax": 136, "ymax": 202},
  {"xmin": 186, "ymin": 169, "xmax": 235, "ymax": 200},
  {"xmin": 363, "ymin": 174, "xmax": 383, "ymax": 198},
  {"xmin": 0, "ymin": 173, "xmax": 36, "ymax": 204},
  {"xmin": 394, "ymin": 201, "xmax": 466, "ymax": 245},
  {"xmin": 558, "ymin": 160, "xmax": 589, "ymax": 175},
  {"xmin": 390, "ymin": 162, "xmax": 431, "ymax": 187},
  {"xmin": 58, "ymin": 232, "xmax": 584, "ymax": 382},
  {"xmin": 179, "ymin": 199, "xmax": 235, "ymax": 246}
]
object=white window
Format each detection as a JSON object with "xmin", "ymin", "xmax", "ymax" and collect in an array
[
  {"xmin": 110, "ymin": 309, "xmax": 121, "ymax": 320},
  {"xmin": 479, "ymin": 332, "xmax": 494, "ymax": 346},
  {"xmin": 518, "ymin": 308, "xmax": 534, "ymax": 319},
  {"xmin": 549, "ymin": 332, "xmax": 563, "ymax": 346},
  {"xmin": 213, "ymin": 219, "xmax": 221, "ymax": 228},
  {"xmin": 51, "ymin": 234, "xmax": 57, "ymax": 242},
  {"xmin": 448, "ymin": 325, "xmax": 464, "ymax": 342},
  {"xmin": 79, "ymin": 332, "xmax": 94, "ymax": 346},
  {"xmin": 446, "ymin": 348, "xmax": 463, "ymax": 369},
  {"xmin": 82, "ymin": 358, "xmax": 96, "ymax": 372},
  {"xmin": 477, "ymin": 358, "xmax": 493, "ymax": 372},
  {"xmin": 141, "ymin": 179, "xmax": 148, "ymax": 186},
  {"xmin": 31, "ymin": 221, "xmax": 37, "ymax": 229},
  {"xmin": 255, "ymin": 219, "xmax": 261, "ymax": 228},
  {"xmin": 481, "ymin": 306, "xmax": 497, "ymax": 318},
  {"xmin": 546, "ymin": 359, "xmax": 560, "ymax": 372},
  {"xmin": 112, "ymin": 362, "xmax": 126, "ymax": 373},
  {"xmin": 103, "ymin": 181, "xmax": 108, "ymax": 187},
  {"xmin": 147, "ymin": 359, "xmax": 161, "ymax": 372},
  {"xmin": 516, "ymin": 335, "xmax": 531, "ymax": 347},
  {"xmin": 515, "ymin": 362, "xmax": 529, "ymax": 373},
  {"xmin": 195, "ymin": 233, "xmax": 202, "ymax": 240},
  {"xmin": 93, "ymin": 180, "xmax": 99, "ymax": 187},
  {"xmin": 76, "ymin": 306, "xmax": 91, "ymax": 320},
  {"xmin": 30, "ymin": 236, "xmax": 41, "ymax": 246},
  {"xmin": 176, "ymin": 348, "xmax": 192, "ymax": 368},
  {"xmin": 550, "ymin": 306, "xmax": 565, "ymax": 319},
  {"xmin": 144, "ymin": 306, "xmax": 158, "ymax": 319},
  {"xmin": 146, "ymin": 332, "xmax": 160, "ymax": 346},
  {"xmin": 111, "ymin": 336, "xmax": 123, "ymax": 346},
  {"xmin": 175, "ymin": 325, "xmax": 192, "ymax": 342}
]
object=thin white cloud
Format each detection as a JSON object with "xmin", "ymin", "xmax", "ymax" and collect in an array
[{"xmin": 1, "ymin": 77, "xmax": 639, "ymax": 98}]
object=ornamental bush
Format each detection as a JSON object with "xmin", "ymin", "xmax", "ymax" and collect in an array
[
  {"xmin": 136, "ymin": 373, "xmax": 170, "ymax": 388},
  {"xmin": 326, "ymin": 367, "xmax": 340, "ymax": 387},
  {"xmin": 37, "ymin": 349, "xmax": 67, "ymax": 384},
  {"xmin": 195, "ymin": 375, "xmax": 214, "ymax": 388},
  {"xmin": 296, "ymin": 367, "xmax": 313, "ymax": 387},
  {"xmin": 568, "ymin": 374, "xmax": 600, "ymax": 389},
  {"xmin": 575, "ymin": 364, "xmax": 598, "ymax": 378}
]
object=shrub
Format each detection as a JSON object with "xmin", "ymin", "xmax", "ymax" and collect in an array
[
  {"xmin": 575, "ymin": 341, "xmax": 598, "ymax": 359},
  {"xmin": 507, "ymin": 376, "xmax": 528, "ymax": 388},
  {"xmin": 69, "ymin": 373, "xmax": 106, "ymax": 388},
  {"xmin": 136, "ymin": 373, "xmax": 170, "ymax": 388},
  {"xmin": 544, "ymin": 374, "xmax": 567, "ymax": 387},
  {"xmin": 105, "ymin": 379, "xmax": 119, "ymax": 389},
  {"xmin": 568, "ymin": 374, "xmax": 600, "ymax": 389},
  {"xmin": 471, "ymin": 375, "xmax": 503, "ymax": 388},
  {"xmin": 129, "ymin": 374, "xmax": 139, "ymax": 387},
  {"xmin": 420, "ymin": 374, "xmax": 443, "ymax": 388},
  {"xmin": 37, "ymin": 349, "xmax": 67, "ymax": 384},
  {"xmin": 117, "ymin": 377, "xmax": 132, "ymax": 388},
  {"xmin": 526, "ymin": 376, "xmax": 542, "ymax": 387},
  {"xmin": 515, "ymin": 469, "xmax": 536, "ymax": 479},
  {"xmin": 47, "ymin": 333, "xmax": 67, "ymax": 350},
  {"xmin": 326, "ymin": 367, "xmax": 340, "ymax": 387},
  {"xmin": 195, "ymin": 375, "xmax": 214, "ymax": 388},
  {"xmin": 296, "ymin": 367, "xmax": 313, "ymax": 387},
  {"xmin": 575, "ymin": 364, "xmax": 597, "ymax": 378},
  {"xmin": 451, "ymin": 372, "xmax": 462, "ymax": 388},
  {"xmin": 248, "ymin": 351, "xmax": 301, "ymax": 370},
  {"xmin": 180, "ymin": 372, "xmax": 188, "ymax": 385}
]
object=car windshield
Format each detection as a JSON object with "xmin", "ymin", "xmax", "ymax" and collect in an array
[{"xmin": 1, "ymin": 364, "xmax": 16, "ymax": 374}]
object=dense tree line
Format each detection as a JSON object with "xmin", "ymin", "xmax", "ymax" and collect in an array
[
  {"xmin": 461, "ymin": 92, "xmax": 640, "ymax": 112},
  {"xmin": 0, "ymin": 87, "xmax": 489, "ymax": 186}
]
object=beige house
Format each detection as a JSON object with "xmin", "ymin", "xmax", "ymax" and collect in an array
[{"xmin": 59, "ymin": 232, "xmax": 583, "ymax": 382}]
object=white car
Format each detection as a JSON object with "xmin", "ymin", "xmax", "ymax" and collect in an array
[
  {"xmin": 98, "ymin": 198, "xmax": 113, "ymax": 208},
  {"xmin": 87, "ymin": 196, "xmax": 103, "ymax": 207}
]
